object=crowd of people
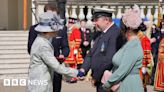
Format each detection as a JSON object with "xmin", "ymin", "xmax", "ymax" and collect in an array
[{"xmin": 27, "ymin": 3, "xmax": 164, "ymax": 92}]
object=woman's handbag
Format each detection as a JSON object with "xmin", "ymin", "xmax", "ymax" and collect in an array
[{"xmin": 101, "ymin": 70, "xmax": 120, "ymax": 92}]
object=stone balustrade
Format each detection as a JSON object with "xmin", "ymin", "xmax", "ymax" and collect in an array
[{"xmin": 33, "ymin": 0, "xmax": 164, "ymax": 28}]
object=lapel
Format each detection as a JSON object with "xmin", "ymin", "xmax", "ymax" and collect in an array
[
  {"xmin": 80, "ymin": 27, "xmax": 87, "ymax": 40},
  {"xmin": 90, "ymin": 24, "xmax": 115, "ymax": 55},
  {"xmin": 90, "ymin": 33, "xmax": 103, "ymax": 55}
]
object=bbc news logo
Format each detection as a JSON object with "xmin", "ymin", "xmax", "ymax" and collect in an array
[{"xmin": 3, "ymin": 79, "xmax": 48, "ymax": 86}]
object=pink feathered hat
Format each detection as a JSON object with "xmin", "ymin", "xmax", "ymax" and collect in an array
[{"xmin": 122, "ymin": 4, "xmax": 142, "ymax": 29}]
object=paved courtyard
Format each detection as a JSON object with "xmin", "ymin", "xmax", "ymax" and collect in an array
[{"xmin": 0, "ymin": 79, "xmax": 157, "ymax": 92}]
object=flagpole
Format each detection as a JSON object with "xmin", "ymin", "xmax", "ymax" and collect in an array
[{"xmin": 23, "ymin": 0, "xmax": 27, "ymax": 30}]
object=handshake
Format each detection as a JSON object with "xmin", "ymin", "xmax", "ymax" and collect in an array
[{"xmin": 77, "ymin": 69, "xmax": 85, "ymax": 79}]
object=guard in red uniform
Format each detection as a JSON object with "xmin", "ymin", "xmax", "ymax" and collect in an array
[
  {"xmin": 65, "ymin": 17, "xmax": 83, "ymax": 83},
  {"xmin": 154, "ymin": 19, "xmax": 164, "ymax": 91},
  {"xmin": 138, "ymin": 30, "xmax": 153, "ymax": 92}
]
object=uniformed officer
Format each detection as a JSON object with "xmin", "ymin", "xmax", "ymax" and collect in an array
[{"xmin": 80, "ymin": 8, "xmax": 125, "ymax": 92}]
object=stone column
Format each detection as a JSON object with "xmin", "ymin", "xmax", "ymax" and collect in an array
[
  {"xmin": 116, "ymin": 6, "xmax": 123, "ymax": 19},
  {"xmin": 71, "ymin": 5, "xmax": 78, "ymax": 18},
  {"xmin": 65, "ymin": 5, "xmax": 70, "ymax": 21},
  {"xmin": 31, "ymin": 0, "xmax": 37, "ymax": 25},
  {"xmin": 115, "ymin": 6, "xmax": 123, "ymax": 26},
  {"xmin": 124, "ymin": 6, "xmax": 131, "ymax": 12},
  {"xmin": 78, "ymin": 5, "xmax": 85, "ymax": 20},
  {"xmin": 154, "ymin": 6, "xmax": 158, "ymax": 25},
  {"xmin": 110, "ymin": 6, "xmax": 116, "ymax": 19},
  {"xmin": 86, "ymin": 6, "xmax": 93, "ymax": 28},
  {"xmin": 146, "ymin": 6, "xmax": 153, "ymax": 21},
  {"xmin": 140, "ymin": 6, "xmax": 146, "ymax": 21}
]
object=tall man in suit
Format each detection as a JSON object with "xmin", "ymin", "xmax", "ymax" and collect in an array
[
  {"xmin": 79, "ymin": 19, "xmax": 92, "ymax": 58},
  {"xmin": 27, "ymin": 4, "xmax": 69, "ymax": 92},
  {"xmin": 79, "ymin": 8, "xmax": 125, "ymax": 92}
]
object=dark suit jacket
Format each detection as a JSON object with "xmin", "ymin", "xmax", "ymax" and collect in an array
[
  {"xmin": 27, "ymin": 25, "xmax": 69, "ymax": 58},
  {"xmin": 80, "ymin": 28, "xmax": 92, "ymax": 45},
  {"xmin": 151, "ymin": 28, "xmax": 161, "ymax": 55},
  {"xmin": 92, "ymin": 31, "xmax": 102, "ymax": 41},
  {"xmin": 81, "ymin": 24, "xmax": 125, "ymax": 83},
  {"xmin": 79, "ymin": 28, "xmax": 92, "ymax": 57},
  {"xmin": 27, "ymin": 24, "xmax": 39, "ymax": 54},
  {"xmin": 51, "ymin": 26, "xmax": 69, "ymax": 57}
]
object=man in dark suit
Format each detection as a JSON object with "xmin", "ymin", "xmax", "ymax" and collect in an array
[
  {"xmin": 27, "ymin": 4, "xmax": 69, "ymax": 92},
  {"xmin": 27, "ymin": 24, "xmax": 39, "ymax": 54},
  {"xmin": 79, "ymin": 19, "xmax": 92, "ymax": 58},
  {"xmin": 79, "ymin": 8, "xmax": 125, "ymax": 92},
  {"xmin": 150, "ymin": 24, "xmax": 161, "ymax": 85}
]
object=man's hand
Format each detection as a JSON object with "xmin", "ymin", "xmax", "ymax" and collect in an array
[
  {"xmin": 74, "ymin": 49, "xmax": 78, "ymax": 55},
  {"xmin": 59, "ymin": 54, "xmax": 65, "ymax": 59},
  {"xmin": 77, "ymin": 68, "xmax": 86, "ymax": 80},
  {"xmin": 80, "ymin": 68, "xmax": 85, "ymax": 73},
  {"xmin": 83, "ymin": 41, "xmax": 89, "ymax": 46},
  {"xmin": 77, "ymin": 70, "xmax": 85, "ymax": 77},
  {"xmin": 142, "ymin": 67, "xmax": 147, "ymax": 74},
  {"xmin": 56, "ymin": 54, "xmax": 65, "ymax": 62},
  {"xmin": 150, "ymin": 38, "xmax": 156, "ymax": 43}
]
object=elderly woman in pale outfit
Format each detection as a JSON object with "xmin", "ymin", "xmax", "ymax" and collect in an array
[
  {"xmin": 27, "ymin": 12, "xmax": 84, "ymax": 92},
  {"xmin": 102, "ymin": 5, "xmax": 144, "ymax": 92}
]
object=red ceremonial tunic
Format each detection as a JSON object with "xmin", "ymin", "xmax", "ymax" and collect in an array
[
  {"xmin": 64, "ymin": 26, "xmax": 83, "ymax": 64},
  {"xmin": 138, "ymin": 31, "xmax": 152, "ymax": 86},
  {"xmin": 154, "ymin": 37, "xmax": 164, "ymax": 91}
]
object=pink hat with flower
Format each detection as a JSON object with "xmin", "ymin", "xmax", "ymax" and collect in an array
[{"xmin": 122, "ymin": 4, "xmax": 142, "ymax": 29}]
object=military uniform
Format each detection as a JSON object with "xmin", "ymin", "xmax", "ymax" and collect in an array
[
  {"xmin": 154, "ymin": 19, "xmax": 164, "ymax": 91},
  {"xmin": 64, "ymin": 17, "xmax": 83, "ymax": 83},
  {"xmin": 137, "ymin": 31, "xmax": 153, "ymax": 92},
  {"xmin": 82, "ymin": 23, "xmax": 121, "ymax": 81},
  {"xmin": 82, "ymin": 23, "xmax": 124, "ymax": 92},
  {"xmin": 81, "ymin": 7, "xmax": 131, "ymax": 92},
  {"xmin": 65, "ymin": 25, "xmax": 83, "ymax": 65}
]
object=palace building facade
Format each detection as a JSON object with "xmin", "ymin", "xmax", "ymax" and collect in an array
[{"xmin": 0, "ymin": 0, "xmax": 162, "ymax": 30}]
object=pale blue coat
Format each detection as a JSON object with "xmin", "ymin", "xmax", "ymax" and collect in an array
[{"xmin": 27, "ymin": 35, "xmax": 78, "ymax": 92}]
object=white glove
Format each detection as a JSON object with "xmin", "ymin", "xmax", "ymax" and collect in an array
[
  {"xmin": 142, "ymin": 67, "xmax": 147, "ymax": 74},
  {"xmin": 74, "ymin": 49, "xmax": 78, "ymax": 55}
]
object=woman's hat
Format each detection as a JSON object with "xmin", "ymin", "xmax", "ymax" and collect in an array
[
  {"xmin": 122, "ymin": 4, "xmax": 142, "ymax": 29},
  {"xmin": 35, "ymin": 11, "xmax": 64, "ymax": 32}
]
